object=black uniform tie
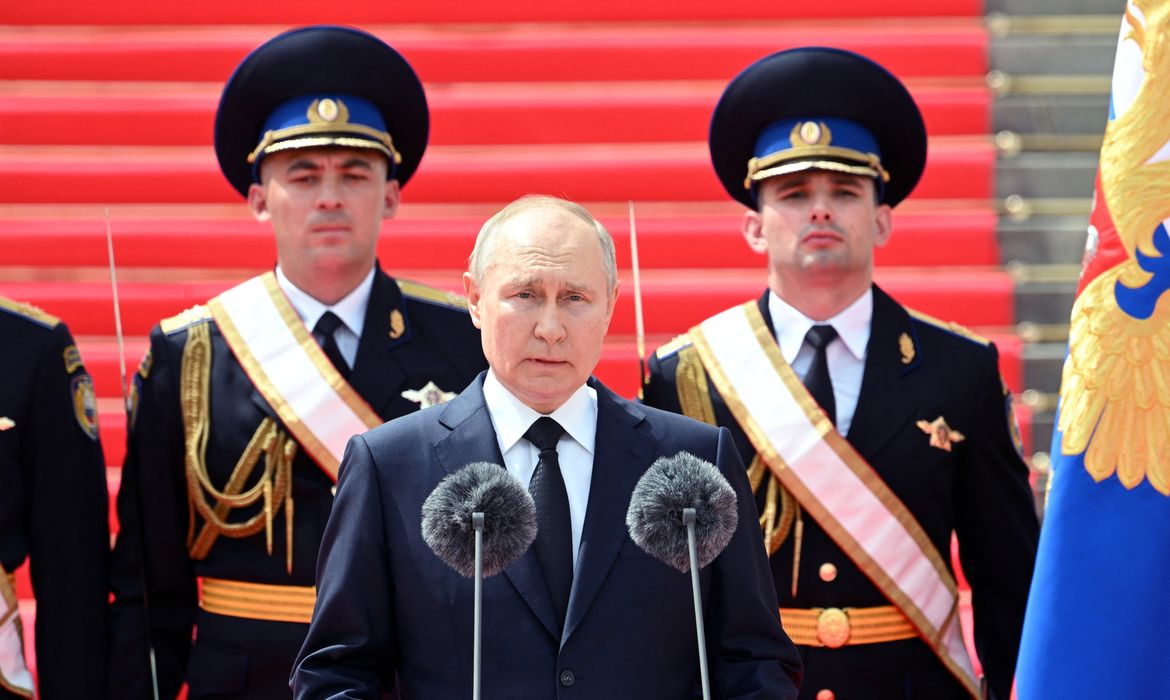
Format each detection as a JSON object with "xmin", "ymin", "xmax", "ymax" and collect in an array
[
  {"xmin": 524, "ymin": 416, "xmax": 572, "ymax": 629},
  {"xmin": 802, "ymin": 325, "xmax": 838, "ymax": 426},
  {"xmin": 313, "ymin": 311, "xmax": 350, "ymax": 379}
]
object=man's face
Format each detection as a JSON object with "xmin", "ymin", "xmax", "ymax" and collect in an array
[
  {"xmin": 742, "ymin": 170, "xmax": 892, "ymax": 287},
  {"xmin": 247, "ymin": 147, "xmax": 399, "ymax": 280},
  {"xmin": 464, "ymin": 210, "xmax": 619, "ymax": 414}
]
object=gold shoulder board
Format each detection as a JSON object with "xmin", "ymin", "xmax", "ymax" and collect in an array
[
  {"xmin": 397, "ymin": 279, "xmax": 469, "ymax": 310},
  {"xmin": 906, "ymin": 307, "xmax": 990, "ymax": 347},
  {"xmin": 0, "ymin": 295, "xmax": 61, "ymax": 328},
  {"xmin": 160, "ymin": 304, "xmax": 213, "ymax": 335},
  {"xmin": 655, "ymin": 333, "xmax": 694, "ymax": 359}
]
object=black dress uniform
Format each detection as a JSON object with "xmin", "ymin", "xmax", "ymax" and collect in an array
[
  {"xmin": 106, "ymin": 26, "xmax": 488, "ymax": 699},
  {"xmin": 642, "ymin": 48, "xmax": 1039, "ymax": 700},
  {"xmin": 0, "ymin": 298, "xmax": 109, "ymax": 699}
]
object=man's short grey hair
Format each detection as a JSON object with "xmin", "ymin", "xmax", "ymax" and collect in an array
[{"xmin": 468, "ymin": 195, "xmax": 618, "ymax": 293}]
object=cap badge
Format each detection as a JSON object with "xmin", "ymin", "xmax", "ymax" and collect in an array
[
  {"xmin": 917, "ymin": 416, "xmax": 965, "ymax": 452},
  {"xmin": 792, "ymin": 121, "xmax": 832, "ymax": 147},
  {"xmin": 308, "ymin": 97, "xmax": 347, "ymax": 124}
]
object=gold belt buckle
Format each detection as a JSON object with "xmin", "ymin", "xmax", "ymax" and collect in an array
[{"xmin": 815, "ymin": 607, "xmax": 851, "ymax": 648}]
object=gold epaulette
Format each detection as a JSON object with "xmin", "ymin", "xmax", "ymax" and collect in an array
[
  {"xmin": 906, "ymin": 307, "xmax": 990, "ymax": 347},
  {"xmin": 160, "ymin": 304, "xmax": 213, "ymax": 335},
  {"xmin": 0, "ymin": 295, "xmax": 60, "ymax": 328},
  {"xmin": 396, "ymin": 278, "xmax": 469, "ymax": 310},
  {"xmin": 655, "ymin": 332, "xmax": 694, "ymax": 359}
]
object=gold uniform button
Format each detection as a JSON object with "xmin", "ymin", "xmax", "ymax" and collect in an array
[
  {"xmin": 816, "ymin": 690, "xmax": 836, "ymax": 700},
  {"xmin": 819, "ymin": 562, "xmax": 838, "ymax": 582}
]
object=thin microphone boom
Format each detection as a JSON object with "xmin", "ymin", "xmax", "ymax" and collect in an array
[
  {"xmin": 422, "ymin": 462, "xmax": 537, "ymax": 699},
  {"xmin": 626, "ymin": 452, "xmax": 738, "ymax": 700}
]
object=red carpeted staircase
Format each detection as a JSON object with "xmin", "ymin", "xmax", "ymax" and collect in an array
[{"xmin": 0, "ymin": 0, "xmax": 1014, "ymax": 685}]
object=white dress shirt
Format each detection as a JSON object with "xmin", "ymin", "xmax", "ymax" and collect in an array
[
  {"xmin": 275, "ymin": 265, "xmax": 375, "ymax": 368},
  {"xmin": 768, "ymin": 289, "xmax": 873, "ymax": 436},
  {"xmin": 481, "ymin": 370, "xmax": 596, "ymax": 573}
]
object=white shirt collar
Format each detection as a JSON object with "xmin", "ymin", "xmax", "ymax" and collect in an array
[
  {"xmin": 768, "ymin": 288, "xmax": 873, "ymax": 363},
  {"xmin": 482, "ymin": 369, "xmax": 597, "ymax": 457},
  {"xmin": 275, "ymin": 265, "xmax": 375, "ymax": 338}
]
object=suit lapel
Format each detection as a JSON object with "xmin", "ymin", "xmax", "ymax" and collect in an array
[
  {"xmin": 846, "ymin": 285, "xmax": 920, "ymax": 461},
  {"xmin": 434, "ymin": 374, "xmax": 562, "ymax": 642},
  {"xmin": 562, "ymin": 380, "xmax": 652, "ymax": 645}
]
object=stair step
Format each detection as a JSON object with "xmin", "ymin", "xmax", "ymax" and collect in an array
[
  {"xmin": 989, "ymin": 34, "xmax": 1115, "ymax": 75},
  {"xmin": 0, "ymin": 207, "xmax": 1000, "ymax": 269},
  {"xmin": 0, "ymin": 139, "xmax": 995, "ymax": 205},
  {"xmin": 0, "ymin": 21, "xmax": 986, "ymax": 83},
  {"xmin": 996, "ymin": 151, "xmax": 1098, "ymax": 198},
  {"xmin": 0, "ymin": 79, "xmax": 990, "ymax": 146},
  {"xmin": 1, "ymin": 0, "xmax": 980, "ymax": 25},
  {"xmin": 998, "ymin": 215, "xmax": 1089, "ymax": 266},
  {"xmin": 993, "ymin": 94, "xmax": 1109, "ymax": 135}
]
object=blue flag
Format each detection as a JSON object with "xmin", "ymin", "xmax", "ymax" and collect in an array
[{"xmin": 1014, "ymin": 2, "xmax": 1170, "ymax": 698}]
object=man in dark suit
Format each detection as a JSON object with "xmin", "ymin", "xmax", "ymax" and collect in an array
[
  {"xmin": 641, "ymin": 48, "xmax": 1039, "ymax": 700},
  {"xmin": 107, "ymin": 27, "xmax": 487, "ymax": 699},
  {"xmin": 0, "ymin": 300, "xmax": 109, "ymax": 699},
  {"xmin": 292, "ymin": 195, "xmax": 802, "ymax": 698}
]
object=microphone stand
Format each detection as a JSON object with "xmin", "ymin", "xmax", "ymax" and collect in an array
[
  {"xmin": 684, "ymin": 508, "xmax": 711, "ymax": 700},
  {"xmin": 472, "ymin": 512, "xmax": 485, "ymax": 700}
]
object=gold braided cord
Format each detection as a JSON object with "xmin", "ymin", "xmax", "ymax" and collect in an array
[
  {"xmin": 180, "ymin": 322, "xmax": 300, "ymax": 563},
  {"xmin": 674, "ymin": 344, "xmax": 719, "ymax": 427}
]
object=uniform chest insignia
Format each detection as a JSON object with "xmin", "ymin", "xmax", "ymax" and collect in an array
[
  {"xmin": 401, "ymin": 381, "xmax": 456, "ymax": 409},
  {"xmin": 71, "ymin": 374, "xmax": 100, "ymax": 441},
  {"xmin": 899, "ymin": 332, "xmax": 915, "ymax": 364},
  {"xmin": 0, "ymin": 417, "xmax": 14, "ymax": 431},
  {"xmin": 917, "ymin": 416, "xmax": 965, "ymax": 452},
  {"xmin": 389, "ymin": 309, "xmax": 405, "ymax": 339}
]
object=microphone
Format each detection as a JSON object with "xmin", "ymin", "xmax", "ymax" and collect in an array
[
  {"xmin": 626, "ymin": 451, "xmax": 738, "ymax": 700},
  {"xmin": 421, "ymin": 462, "xmax": 537, "ymax": 700},
  {"xmin": 421, "ymin": 461, "xmax": 538, "ymax": 577},
  {"xmin": 626, "ymin": 451, "xmax": 738, "ymax": 572}
]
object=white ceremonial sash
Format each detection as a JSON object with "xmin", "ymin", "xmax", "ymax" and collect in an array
[
  {"xmin": 208, "ymin": 272, "xmax": 382, "ymax": 481},
  {"xmin": 689, "ymin": 301, "xmax": 979, "ymax": 698},
  {"xmin": 0, "ymin": 571, "xmax": 33, "ymax": 699}
]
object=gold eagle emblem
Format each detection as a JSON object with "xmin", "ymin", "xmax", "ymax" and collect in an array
[{"xmin": 1058, "ymin": 0, "xmax": 1170, "ymax": 495}]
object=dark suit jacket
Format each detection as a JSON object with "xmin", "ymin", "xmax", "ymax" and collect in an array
[
  {"xmin": 107, "ymin": 267, "xmax": 488, "ymax": 700},
  {"xmin": 292, "ymin": 373, "xmax": 802, "ymax": 699},
  {"xmin": 643, "ymin": 286, "xmax": 1039, "ymax": 700},
  {"xmin": 0, "ymin": 302, "xmax": 109, "ymax": 700}
]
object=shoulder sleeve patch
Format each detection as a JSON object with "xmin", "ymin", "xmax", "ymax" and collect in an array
[
  {"xmin": 397, "ymin": 278, "xmax": 469, "ymax": 310},
  {"xmin": 160, "ymin": 304, "xmax": 213, "ymax": 335},
  {"xmin": 906, "ymin": 307, "xmax": 990, "ymax": 347},
  {"xmin": 63, "ymin": 344, "xmax": 84, "ymax": 374},
  {"xmin": 0, "ymin": 295, "xmax": 61, "ymax": 329},
  {"xmin": 655, "ymin": 333, "xmax": 694, "ymax": 360}
]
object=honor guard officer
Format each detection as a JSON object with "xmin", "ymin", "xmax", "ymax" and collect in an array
[
  {"xmin": 0, "ymin": 299, "xmax": 109, "ymax": 699},
  {"xmin": 107, "ymin": 26, "xmax": 488, "ymax": 699},
  {"xmin": 641, "ymin": 48, "xmax": 1039, "ymax": 700}
]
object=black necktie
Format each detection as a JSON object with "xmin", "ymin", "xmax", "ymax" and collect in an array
[
  {"xmin": 313, "ymin": 311, "xmax": 350, "ymax": 379},
  {"xmin": 803, "ymin": 325, "xmax": 838, "ymax": 426},
  {"xmin": 524, "ymin": 416, "xmax": 572, "ymax": 629}
]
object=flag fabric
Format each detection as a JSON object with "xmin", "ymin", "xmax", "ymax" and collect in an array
[{"xmin": 1014, "ymin": 2, "xmax": 1170, "ymax": 697}]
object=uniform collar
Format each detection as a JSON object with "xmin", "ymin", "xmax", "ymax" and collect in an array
[
  {"xmin": 275, "ymin": 265, "xmax": 375, "ymax": 338},
  {"xmin": 768, "ymin": 287, "xmax": 873, "ymax": 363}
]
